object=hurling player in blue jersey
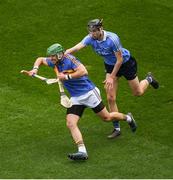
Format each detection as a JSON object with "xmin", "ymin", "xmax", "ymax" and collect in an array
[
  {"xmin": 28, "ymin": 43, "xmax": 137, "ymax": 161},
  {"xmin": 65, "ymin": 19, "xmax": 159, "ymax": 139}
]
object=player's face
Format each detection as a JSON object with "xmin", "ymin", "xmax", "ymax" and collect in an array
[
  {"xmin": 50, "ymin": 52, "xmax": 63, "ymax": 64},
  {"xmin": 89, "ymin": 28, "xmax": 102, "ymax": 40},
  {"xmin": 50, "ymin": 55, "xmax": 58, "ymax": 64},
  {"xmin": 56, "ymin": 52, "xmax": 64, "ymax": 60}
]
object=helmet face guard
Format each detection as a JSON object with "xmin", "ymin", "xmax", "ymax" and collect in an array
[
  {"xmin": 87, "ymin": 19, "xmax": 103, "ymax": 32},
  {"xmin": 56, "ymin": 52, "xmax": 64, "ymax": 60}
]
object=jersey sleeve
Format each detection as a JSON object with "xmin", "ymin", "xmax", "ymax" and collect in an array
[
  {"xmin": 46, "ymin": 58, "xmax": 55, "ymax": 68},
  {"xmin": 109, "ymin": 35, "xmax": 122, "ymax": 52},
  {"xmin": 71, "ymin": 58, "xmax": 81, "ymax": 69},
  {"xmin": 66, "ymin": 54, "xmax": 81, "ymax": 69},
  {"xmin": 81, "ymin": 35, "xmax": 92, "ymax": 46},
  {"xmin": 70, "ymin": 58, "xmax": 81, "ymax": 70}
]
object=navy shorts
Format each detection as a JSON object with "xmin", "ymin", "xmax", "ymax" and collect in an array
[
  {"xmin": 66, "ymin": 101, "xmax": 105, "ymax": 117},
  {"xmin": 104, "ymin": 56, "xmax": 137, "ymax": 80}
]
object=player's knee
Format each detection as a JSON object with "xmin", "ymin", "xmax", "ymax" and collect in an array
[
  {"xmin": 66, "ymin": 120, "xmax": 77, "ymax": 130},
  {"xmin": 133, "ymin": 90, "xmax": 143, "ymax": 96},
  {"xmin": 107, "ymin": 95, "xmax": 116, "ymax": 104},
  {"xmin": 102, "ymin": 115, "xmax": 111, "ymax": 121}
]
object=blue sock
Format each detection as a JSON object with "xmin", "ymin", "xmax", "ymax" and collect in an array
[{"xmin": 113, "ymin": 121, "xmax": 120, "ymax": 130}]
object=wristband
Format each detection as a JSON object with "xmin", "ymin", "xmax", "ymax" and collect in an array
[
  {"xmin": 68, "ymin": 74, "xmax": 72, "ymax": 79},
  {"xmin": 65, "ymin": 74, "xmax": 72, "ymax": 80},
  {"xmin": 33, "ymin": 66, "xmax": 39, "ymax": 70},
  {"xmin": 65, "ymin": 75, "xmax": 68, "ymax": 80}
]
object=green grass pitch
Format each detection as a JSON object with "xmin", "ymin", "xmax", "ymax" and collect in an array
[{"xmin": 0, "ymin": 0, "xmax": 173, "ymax": 178}]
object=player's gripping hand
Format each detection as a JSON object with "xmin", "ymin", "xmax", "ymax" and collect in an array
[
  {"xmin": 57, "ymin": 72, "xmax": 67, "ymax": 81},
  {"xmin": 27, "ymin": 69, "xmax": 38, "ymax": 76}
]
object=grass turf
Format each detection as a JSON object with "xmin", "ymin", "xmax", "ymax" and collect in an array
[{"xmin": 0, "ymin": 0, "xmax": 173, "ymax": 178}]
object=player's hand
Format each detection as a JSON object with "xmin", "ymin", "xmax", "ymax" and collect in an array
[
  {"xmin": 57, "ymin": 73, "xmax": 66, "ymax": 81},
  {"xmin": 28, "ymin": 69, "xmax": 38, "ymax": 76},
  {"xmin": 105, "ymin": 75, "xmax": 114, "ymax": 90}
]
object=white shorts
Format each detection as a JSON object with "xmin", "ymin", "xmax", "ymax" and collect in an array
[{"xmin": 70, "ymin": 87, "xmax": 102, "ymax": 108}]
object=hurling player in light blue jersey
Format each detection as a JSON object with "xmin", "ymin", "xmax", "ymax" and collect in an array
[
  {"xmin": 27, "ymin": 43, "xmax": 137, "ymax": 161},
  {"xmin": 65, "ymin": 19, "xmax": 159, "ymax": 139}
]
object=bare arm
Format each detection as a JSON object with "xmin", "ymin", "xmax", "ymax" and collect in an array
[
  {"xmin": 65, "ymin": 42, "xmax": 86, "ymax": 54},
  {"xmin": 110, "ymin": 50, "xmax": 123, "ymax": 78},
  {"xmin": 70, "ymin": 64, "xmax": 88, "ymax": 78},
  {"xmin": 105, "ymin": 50, "xmax": 123, "ymax": 90},
  {"xmin": 28, "ymin": 57, "xmax": 48, "ymax": 76},
  {"xmin": 33, "ymin": 57, "xmax": 48, "ymax": 67}
]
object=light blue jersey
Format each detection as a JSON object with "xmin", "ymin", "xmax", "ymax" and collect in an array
[
  {"xmin": 46, "ymin": 54, "xmax": 95, "ymax": 97},
  {"xmin": 81, "ymin": 30, "xmax": 131, "ymax": 65}
]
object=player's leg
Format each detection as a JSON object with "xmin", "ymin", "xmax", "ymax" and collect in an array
[
  {"xmin": 126, "ymin": 56, "xmax": 159, "ymax": 96},
  {"xmin": 128, "ymin": 76, "xmax": 149, "ymax": 96},
  {"xmin": 105, "ymin": 74, "xmax": 121, "ymax": 138},
  {"xmin": 128, "ymin": 74, "xmax": 159, "ymax": 96},
  {"xmin": 94, "ymin": 105, "xmax": 137, "ymax": 132},
  {"xmin": 66, "ymin": 114, "xmax": 83, "ymax": 147},
  {"xmin": 146, "ymin": 72, "xmax": 159, "ymax": 89},
  {"xmin": 66, "ymin": 105, "xmax": 88, "ymax": 160}
]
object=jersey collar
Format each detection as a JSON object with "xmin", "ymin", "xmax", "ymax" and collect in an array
[
  {"xmin": 97, "ymin": 30, "xmax": 107, "ymax": 42},
  {"xmin": 102, "ymin": 30, "xmax": 107, "ymax": 41}
]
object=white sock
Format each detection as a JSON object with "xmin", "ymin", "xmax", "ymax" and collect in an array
[
  {"xmin": 146, "ymin": 76, "xmax": 152, "ymax": 83},
  {"xmin": 115, "ymin": 128, "xmax": 120, "ymax": 131},
  {"xmin": 78, "ymin": 144, "xmax": 87, "ymax": 154},
  {"xmin": 126, "ymin": 115, "xmax": 132, "ymax": 123}
]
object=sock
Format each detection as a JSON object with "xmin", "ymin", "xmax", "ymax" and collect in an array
[
  {"xmin": 126, "ymin": 115, "xmax": 132, "ymax": 123},
  {"xmin": 114, "ymin": 127, "xmax": 120, "ymax": 131},
  {"xmin": 113, "ymin": 121, "xmax": 120, "ymax": 131},
  {"xmin": 78, "ymin": 144, "xmax": 87, "ymax": 154},
  {"xmin": 146, "ymin": 76, "xmax": 152, "ymax": 83}
]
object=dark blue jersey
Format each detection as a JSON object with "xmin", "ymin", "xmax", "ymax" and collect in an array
[{"xmin": 46, "ymin": 54, "xmax": 95, "ymax": 97}]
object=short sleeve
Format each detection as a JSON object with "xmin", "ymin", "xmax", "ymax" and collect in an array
[
  {"xmin": 81, "ymin": 35, "xmax": 92, "ymax": 46},
  {"xmin": 65, "ymin": 54, "xmax": 81, "ymax": 69},
  {"xmin": 46, "ymin": 58, "xmax": 55, "ymax": 68},
  {"xmin": 109, "ymin": 35, "xmax": 122, "ymax": 52},
  {"xmin": 71, "ymin": 58, "xmax": 81, "ymax": 69}
]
